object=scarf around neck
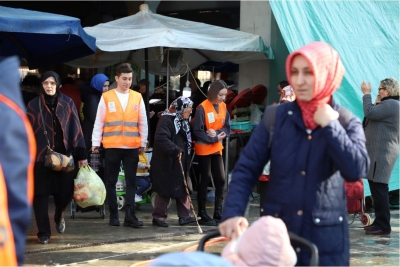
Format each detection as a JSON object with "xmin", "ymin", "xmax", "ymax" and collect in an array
[
  {"xmin": 285, "ymin": 42, "xmax": 345, "ymax": 130},
  {"xmin": 162, "ymin": 96, "xmax": 194, "ymax": 154}
]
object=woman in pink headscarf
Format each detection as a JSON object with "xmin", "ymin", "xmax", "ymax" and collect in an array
[{"xmin": 219, "ymin": 42, "xmax": 370, "ymax": 266}]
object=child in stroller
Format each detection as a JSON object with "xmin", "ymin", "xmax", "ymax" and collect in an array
[{"xmin": 146, "ymin": 216, "xmax": 300, "ymax": 267}]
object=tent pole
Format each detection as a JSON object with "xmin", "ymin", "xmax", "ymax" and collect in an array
[
  {"xmin": 145, "ymin": 48, "xmax": 150, "ymax": 141},
  {"xmin": 166, "ymin": 48, "xmax": 170, "ymax": 109}
]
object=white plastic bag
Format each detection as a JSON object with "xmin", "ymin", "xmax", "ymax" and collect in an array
[
  {"xmin": 250, "ymin": 103, "xmax": 263, "ymax": 125},
  {"xmin": 74, "ymin": 165, "xmax": 106, "ymax": 208}
]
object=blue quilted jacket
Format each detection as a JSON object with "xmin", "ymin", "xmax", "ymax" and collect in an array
[{"xmin": 222, "ymin": 100, "xmax": 370, "ymax": 266}]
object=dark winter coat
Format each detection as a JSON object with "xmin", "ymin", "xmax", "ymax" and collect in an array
[
  {"xmin": 362, "ymin": 94, "xmax": 399, "ymax": 184},
  {"xmin": 26, "ymin": 93, "xmax": 86, "ymax": 195},
  {"xmin": 222, "ymin": 100, "xmax": 370, "ymax": 266},
  {"xmin": 151, "ymin": 115, "xmax": 192, "ymax": 198},
  {"xmin": 80, "ymin": 83, "xmax": 102, "ymax": 150}
]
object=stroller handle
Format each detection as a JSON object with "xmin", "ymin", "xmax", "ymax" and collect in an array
[{"xmin": 197, "ymin": 230, "xmax": 319, "ymax": 266}]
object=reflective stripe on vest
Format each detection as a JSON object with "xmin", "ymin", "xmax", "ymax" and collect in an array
[
  {"xmin": 0, "ymin": 165, "xmax": 17, "ymax": 266},
  {"xmin": 102, "ymin": 90, "xmax": 142, "ymax": 148},
  {"xmin": 0, "ymin": 94, "xmax": 36, "ymax": 205},
  {"xmin": 194, "ymin": 100, "xmax": 226, "ymax": 156}
]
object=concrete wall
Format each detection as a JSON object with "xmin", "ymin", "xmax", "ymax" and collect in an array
[{"xmin": 238, "ymin": 1, "xmax": 272, "ymax": 104}]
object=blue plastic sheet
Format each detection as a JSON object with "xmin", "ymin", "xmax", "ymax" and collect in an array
[
  {"xmin": 0, "ymin": 6, "xmax": 96, "ymax": 69},
  {"xmin": 270, "ymin": 0, "xmax": 399, "ymax": 196}
]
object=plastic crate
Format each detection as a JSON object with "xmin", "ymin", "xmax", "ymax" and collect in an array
[{"xmin": 231, "ymin": 121, "xmax": 251, "ymax": 131}]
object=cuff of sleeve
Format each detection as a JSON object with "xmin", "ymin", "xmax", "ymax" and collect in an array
[
  {"xmin": 74, "ymin": 147, "xmax": 88, "ymax": 161},
  {"xmin": 362, "ymin": 94, "xmax": 372, "ymax": 100}
]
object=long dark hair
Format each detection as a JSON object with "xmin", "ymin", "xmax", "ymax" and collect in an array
[{"xmin": 207, "ymin": 80, "xmax": 228, "ymax": 101}]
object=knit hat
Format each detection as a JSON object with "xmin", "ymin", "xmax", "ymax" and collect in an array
[{"xmin": 221, "ymin": 216, "xmax": 297, "ymax": 266}]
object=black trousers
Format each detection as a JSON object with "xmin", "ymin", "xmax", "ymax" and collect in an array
[
  {"xmin": 197, "ymin": 154, "xmax": 225, "ymax": 200},
  {"xmin": 368, "ymin": 180, "xmax": 391, "ymax": 231},
  {"xmin": 105, "ymin": 148, "xmax": 138, "ymax": 216},
  {"xmin": 33, "ymin": 193, "xmax": 72, "ymax": 238}
]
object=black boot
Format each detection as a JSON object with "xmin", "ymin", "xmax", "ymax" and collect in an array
[
  {"xmin": 197, "ymin": 199, "xmax": 217, "ymax": 226},
  {"xmin": 213, "ymin": 196, "xmax": 224, "ymax": 223},
  {"xmin": 109, "ymin": 206, "xmax": 120, "ymax": 226},
  {"xmin": 123, "ymin": 206, "xmax": 143, "ymax": 228}
]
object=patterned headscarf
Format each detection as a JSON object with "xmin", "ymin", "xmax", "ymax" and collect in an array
[
  {"xmin": 162, "ymin": 96, "xmax": 193, "ymax": 154},
  {"xmin": 285, "ymin": 41, "xmax": 345, "ymax": 130}
]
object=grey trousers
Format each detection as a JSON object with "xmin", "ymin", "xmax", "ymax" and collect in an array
[{"xmin": 152, "ymin": 193, "xmax": 190, "ymax": 221}]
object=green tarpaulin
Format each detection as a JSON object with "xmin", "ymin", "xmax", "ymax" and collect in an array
[{"xmin": 270, "ymin": 0, "xmax": 399, "ymax": 196}]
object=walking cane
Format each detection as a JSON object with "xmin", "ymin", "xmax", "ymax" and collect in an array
[{"xmin": 178, "ymin": 156, "xmax": 203, "ymax": 234}]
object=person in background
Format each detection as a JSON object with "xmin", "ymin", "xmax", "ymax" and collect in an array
[
  {"xmin": 361, "ymin": 78, "xmax": 399, "ymax": 235},
  {"xmin": 277, "ymin": 80, "xmax": 289, "ymax": 95},
  {"xmin": 0, "ymin": 56, "xmax": 36, "ymax": 266},
  {"xmin": 92, "ymin": 63, "xmax": 148, "ymax": 228},
  {"xmin": 151, "ymin": 96, "xmax": 197, "ymax": 227},
  {"xmin": 26, "ymin": 71, "xmax": 88, "ymax": 245},
  {"xmin": 193, "ymin": 80, "xmax": 230, "ymax": 226},
  {"xmin": 136, "ymin": 79, "xmax": 149, "ymax": 95},
  {"xmin": 21, "ymin": 75, "xmax": 40, "ymax": 107},
  {"xmin": 219, "ymin": 42, "xmax": 369, "ymax": 266},
  {"xmin": 135, "ymin": 141, "xmax": 151, "ymax": 202},
  {"xmin": 277, "ymin": 80, "xmax": 289, "ymax": 103},
  {"xmin": 279, "ymin": 85, "xmax": 296, "ymax": 104},
  {"xmin": 67, "ymin": 69, "xmax": 76, "ymax": 80},
  {"xmin": 60, "ymin": 77, "xmax": 81, "ymax": 112},
  {"xmin": 81, "ymin": 73, "xmax": 109, "ymax": 151}
]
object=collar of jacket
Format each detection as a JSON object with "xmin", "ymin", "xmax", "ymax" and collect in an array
[{"xmin": 381, "ymin": 95, "xmax": 400, "ymax": 102}]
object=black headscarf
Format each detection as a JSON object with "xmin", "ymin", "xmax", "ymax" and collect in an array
[{"xmin": 41, "ymin": 71, "xmax": 61, "ymax": 107}]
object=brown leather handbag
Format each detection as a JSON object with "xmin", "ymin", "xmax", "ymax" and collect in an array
[{"xmin": 39, "ymin": 98, "xmax": 75, "ymax": 172}]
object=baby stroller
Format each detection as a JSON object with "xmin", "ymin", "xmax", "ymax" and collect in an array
[
  {"xmin": 345, "ymin": 179, "xmax": 371, "ymax": 226},
  {"xmin": 70, "ymin": 150, "xmax": 106, "ymax": 219}
]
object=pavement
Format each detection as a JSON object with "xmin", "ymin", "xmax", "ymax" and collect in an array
[{"xmin": 24, "ymin": 194, "xmax": 400, "ymax": 266}]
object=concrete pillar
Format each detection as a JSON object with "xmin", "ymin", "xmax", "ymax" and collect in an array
[{"xmin": 239, "ymin": 1, "xmax": 272, "ymax": 104}]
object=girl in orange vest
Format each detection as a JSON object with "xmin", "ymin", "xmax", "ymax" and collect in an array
[{"xmin": 193, "ymin": 80, "xmax": 230, "ymax": 225}]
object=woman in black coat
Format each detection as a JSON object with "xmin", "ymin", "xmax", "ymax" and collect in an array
[
  {"xmin": 26, "ymin": 71, "xmax": 88, "ymax": 244},
  {"xmin": 151, "ymin": 96, "xmax": 197, "ymax": 227},
  {"xmin": 81, "ymin": 73, "xmax": 109, "ymax": 150}
]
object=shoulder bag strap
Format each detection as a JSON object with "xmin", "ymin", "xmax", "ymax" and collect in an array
[
  {"xmin": 262, "ymin": 104, "xmax": 278, "ymax": 148},
  {"xmin": 38, "ymin": 98, "xmax": 51, "ymax": 148}
]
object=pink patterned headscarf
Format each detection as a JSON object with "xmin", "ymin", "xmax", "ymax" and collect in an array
[{"xmin": 285, "ymin": 41, "xmax": 345, "ymax": 130}]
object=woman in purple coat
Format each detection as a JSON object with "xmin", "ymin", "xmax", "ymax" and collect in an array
[{"xmin": 219, "ymin": 42, "xmax": 370, "ymax": 266}]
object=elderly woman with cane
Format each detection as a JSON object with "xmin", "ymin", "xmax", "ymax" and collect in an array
[{"xmin": 151, "ymin": 96, "xmax": 200, "ymax": 230}]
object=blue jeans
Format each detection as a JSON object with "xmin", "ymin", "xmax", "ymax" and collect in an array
[{"xmin": 136, "ymin": 176, "xmax": 151, "ymax": 195}]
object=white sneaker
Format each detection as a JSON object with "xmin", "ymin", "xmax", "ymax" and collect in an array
[{"xmin": 135, "ymin": 194, "xmax": 143, "ymax": 202}]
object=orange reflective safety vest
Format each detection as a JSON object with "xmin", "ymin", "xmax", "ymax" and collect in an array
[
  {"xmin": 102, "ymin": 90, "xmax": 142, "ymax": 148},
  {"xmin": 195, "ymin": 100, "xmax": 226, "ymax": 156},
  {"xmin": 0, "ymin": 164, "xmax": 17, "ymax": 266}
]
